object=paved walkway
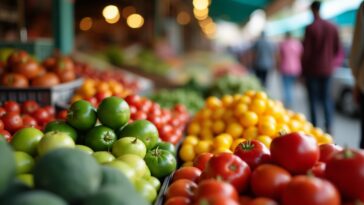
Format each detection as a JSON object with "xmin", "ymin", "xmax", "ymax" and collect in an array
[{"xmin": 266, "ymin": 71, "xmax": 360, "ymax": 148}]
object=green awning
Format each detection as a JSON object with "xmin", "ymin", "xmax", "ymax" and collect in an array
[{"xmin": 209, "ymin": 0, "xmax": 271, "ymax": 23}]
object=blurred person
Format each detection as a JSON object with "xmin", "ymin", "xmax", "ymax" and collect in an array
[
  {"xmin": 277, "ymin": 32, "xmax": 303, "ymax": 108},
  {"xmin": 251, "ymin": 31, "xmax": 276, "ymax": 87},
  {"xmin": 301, "ymin": 1, "xmax": 342, "ymax": 134},
  {"xmin": 350, "ymin": 1, "xmax": 364, "ymax": 148}
]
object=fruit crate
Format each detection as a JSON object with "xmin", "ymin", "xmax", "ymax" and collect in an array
[{"xmin": 0, "ymin": 78, "xmax": 83, "ymax": 106}]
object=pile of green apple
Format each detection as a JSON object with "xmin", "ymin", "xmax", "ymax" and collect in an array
[{"xmin": 9, "ymin": 96, "xmax": 178, "ymax": 203}]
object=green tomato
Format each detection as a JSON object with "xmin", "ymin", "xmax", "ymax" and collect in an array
[
  {"xmin": 14, "ymin": 151, "xmax": 34, "ymax": 174},
  {"xmin": 116, "ymin": 154, "xmax": 149, "ymax": 178},
  {"xmin": 97, "ymin": 97, "xmax": 130, "ymax": 129},
  {"xmin": 75, "ymin": 145, "xmax": 93, "ymax": 154},
  {"xmin": 37, "ymin": 131, "xmax": 75, "ymax": 156},
  {"xmin": 103, "ymin": 161, "xmax": 136, "ymax": 184},
  {"xmin": 112, "ymin": 137, "xmax": 146, "ymax": 158},
  {"xmin": 118, "ymin": 120, "xmax": 159, "ymax": 150},
  {"xmin": 144, "ymin": 149, "xmax": 176, "ymax": 179},
  {"xmin": 144, "ymin": 176, "xmax": 161, "ymax": 191},
  {"xmin": 85, "ymin": 126, "xmax": 116, "ymax": 151},
  {"xmin": 16, "ymin": 174, "xmax": 33, "ymax": 188},
  {"xmin": 92, "ymin": 151, "xmax": 115, "ymax": 164},
  {"xmin": 153, "ymin": 141, "xmax": 176, "ymax": 156},
  {"xmin": 11, "ymin": 127, "xmax": 43, "ymax": 156},
  {"xmin": 44, "ymin": 120, "xmax": 78, "ymax": 141},
  {"xmin": 66, "ymin": 100, "xmax": 97, "ymax": 131},
  {"xmin": 134, "ymin": 178, "xmax": 157, "ymax": 203}
]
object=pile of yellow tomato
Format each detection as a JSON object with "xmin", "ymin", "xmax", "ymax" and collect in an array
[
  {"xmin": 71, "ymin": 78, "xmax": 132, "ymax": 103},
  {"xmin": 179, "ymin": 90, "xmax": 333, "ymax": 164}
]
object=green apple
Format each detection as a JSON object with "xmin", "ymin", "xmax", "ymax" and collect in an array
[
  {"xmin": 134, "ymin": 178, "xmax": 157, "ymax": 203},
  {"xmin": 14, "ymin": 151, "xmax": 34, "ymax": 174},
  {"xmin": 37, "ymin": 131, "xmax": 75, "ymax": 156},
  {"xmin": 103, "ymin": 161, "xmax": 136, "ymax": 183},
  {"xmin": 16, "ymin": 174, "xmax": 33, "ymax": 187},
  {"xmin": 11, "ymin": 128, "xmax": 43, "ymax": 156},
  {"xmin": 144, "ymin": 176, "xmax": 161, "ymax": 191},
  {"xmin": 92, "ymin": 151, "xmax": 115, "ymax": 164},
  {"xmin": 75, "ymin": 145, "xmax": 93, "ymax": 154},
  {"xmin": 116, "ymin": 154, "xmax": 149, "ymax": 178},
  {"xmin": 112, "ymin": 137, "xmax": 146, "ymax": 158}
]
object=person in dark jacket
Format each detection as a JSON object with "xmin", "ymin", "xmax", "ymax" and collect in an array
[{"xmin": 301, "ymin": 1, "xmax": 341, "ymax": 134}]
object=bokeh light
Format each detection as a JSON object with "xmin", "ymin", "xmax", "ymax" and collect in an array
[
  {"xmin": 193, "ymin": 0, "xmax": 209, "ymax": 10},
  {"xmin": 79, "ymin": 17, "xmax": 93, "ymax": 31},
  {"xmin": 177, "ymin": 11, "xmax": 191, "ymax": 25},
  {"xmin": 102, "ymin": 5, "xmax": 119, "ymax": 20},
  {"xmin": 127, "ymin": 14, "xmax": 144, "ymax": 29},
  {"xmin": 193, "ymin": 8, "xmax": 209, "ymax": 20}
]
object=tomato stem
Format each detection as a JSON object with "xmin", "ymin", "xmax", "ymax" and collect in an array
[
  {"xmin": 241, "ymin": 140, "xmax": 254, "ymax": 151},
  {"xmin": 343, "ymin": 149, "xmax": 354, "ymax": 158}
]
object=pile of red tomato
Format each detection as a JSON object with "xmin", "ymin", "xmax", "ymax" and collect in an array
[
  {"xmin": 164, "ymin": 132, "xmax": 364, "ymax": 205},
  {"xmin": 124, "ymin": 95, "xmax": 189, "ymax": 145},
  {"xmin": 0, "ymin": 100, "xmax": 66, "ymax": 141}
]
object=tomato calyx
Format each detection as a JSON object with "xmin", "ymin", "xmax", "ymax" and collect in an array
[
  {"xmin": 229, "ymin": 164, "xmax": 238, "ymax": 171},
  {"xmin": 240, "ymin": 140, "xmax": 255, "ymax": 151},
  {"xmin": 104, "ymin": 131, "xmax": 115, "ymax": 142},
  {"xmin": 343, "ymin": 149, "xmax": 355, "ymax": 159},
  {"xmin": 278, "ymin": 129, "xmax": 287, "ymax": 136}
]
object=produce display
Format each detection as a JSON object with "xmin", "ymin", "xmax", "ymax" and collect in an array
[
  {"xmin": 180, "ymin": 90, "xmax": 333, "ymax": 163},
  {"xmin": 0, "ymin": 96, "xmax": 179, "ymax": 204},
  {"xmin": 149, "ymin": 88, "xmax": 205, "ymax": 114},
  {"xmin": 0, "ymin": 100, "xmax": 61, "ymax": 138},
  {"xmin": 163, "ymin": 132, "xmax": 364, "ymax": 205},
  {"xmin": 207, "ymin": 74, "xmax": 263, "ymax": 98},
  {"xmin": 0, "ymin": 51, "xmax": 77, "ymax": 88}
]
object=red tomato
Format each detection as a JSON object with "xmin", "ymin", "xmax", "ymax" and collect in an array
[
  {"xmin": 0, "ymin": 107, "xmax": 6, "ymax": 117},
  {"xmin": 270, "ymin": 132, "xmax": 319, "ymax": 174},
  {"xmin": 201, "ymin": 153, "xmax": 251, "ymax": 193},
  {"xmin": 250, "ymin": 164, "xmax": 291, "ymax": 200},
  {"xmin": 234, "ymin": 140, "xmax": 271, "ymax": 170},
  {"xmin": 21, "ymin": 100, "xmax": 40, "ymax": 115},
  {"xmin": 131, "ymin": 111, "xmax": 147, "ymax": 120},
  {"xmin": 282, "ymin": 176, "xmax": 340, "ymax": 205},
  {"xmin": 22, "ymin": 115, "xmax": 38, "ymax": 127},
  {"xmin": 193, "ymin": 195, "xmax": 239, "ymax": 205},
  {"xmin": 325, "ymin": 149, "xmax": 364, "ymax": 201},
  {"xmin": 194, "ymin": 179, "xmax": 239, "ymax": 202},
  {"xmin": 166, "ymin": 179, "xmax": 197, "ymax": 200},
  {"xmin": 3, "ymin": 101, "xmax": 20, "ymax": 114},
  {"xmin": 33, "ymin": 108, "xmax": 50, "ymax": 125},
  {"xmin": 172, "ymin": 167, "xmax": 202, "ymax": 183},
  {"xmin": 193, "ymin": 153, "xmax": 213, "ymax": 171},
  {"xmin": 95, "ymin": 92, "xmax": 110, "ymax": 102},
  {"xmin": 319, "ymin": 144, "xmax": 343, "ymax": 163},
  {"xmin": 1, "ymin": 112, "xmax": 23, "ymax": 133},
  {"xmin": 43, "ymin": 106, "xmax": 55, "ymax": 116},
  {"xmin": 124, "ymin": 95, "xmax": 142, "ymax": 107},
  {"xmin": 57, "ymin": 109, "xmax": 68, "ymax": 120},
  {"xmin": 0, "ymin": 119, "xmax": 3, "ymax": 130},
  {"xmin": 239, "ymin": 196, "xmax": 253, "ymax": 205},
  {"xmin": 174, "ymin": 104, "xmax": 187, "ymax": 113},
  {"xmin": 247, "ymin": 197, "xmax": 278, "ymax": 205},
  {"xmin": 309, "ymin": 162, "xmax": 326, "ymax": 178},
  {"xmin": 163, "ymin": 133, "xmax": 181, "ymax": 145},
  {"xmin": 164, "ymin": 196, "xmax": 191, "ymax": 205},
  {"xmin": 139, "ymin": 99, "xmax": 152, "ymax": 112},
  {"xmin": 0, "ymin": 129, "xmax": 12, "ymax": 142},
  {"xmin": 85, "ymin": 97, "xmax": 98, "ymax": 108},
  {"xmin": 147, "ymin": 115, "xmax": 163, "ymax": 129}
]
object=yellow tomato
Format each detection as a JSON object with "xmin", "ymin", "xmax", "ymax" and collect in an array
[
  {"xmin": 97, "ymin": 82, "xmax": 110, "ymax": 93},
  {"xmin": 292, "ymin": 113, "xmax": 306, "ymax": 122},
  {"xmin": 257, "ymin": 135, "xmax": 272, "ymax": 148},
  {"xmin": 200, "ymin": 128, "xmax": 214, "ymax": 140},
  {"xmin": 318, "ymin": 133, "xmax": 333, "ymax": 144},
  {"xmin": 179, "ymin": 144, "xmax": 196, "ymax": 162},
  {"xmin": 195, "ymin": 140, "xmax": 212, "ymax": 155},
  {"xmin": 182, "ymin": 161, "xmax": 194, "ymax": 167},
  {"xmin": 239, "ymin": 95, "xmax": 252, "ymax": 105},
  {"xmin": 222, "ymin": 110, "xmax": 234, "ymax": 122},
  {"xmin": 205, "ymin": 96, "xmax": 222, "ymax": 110},
  {"xmin": 212, "ymin": 120, "xmax": 226, "ymax": 134},
  {"xmin": 188, "ymin": 122, "xmax": 201, "ymax": 135},
  {"xmin": 288, "ymin": 119, "xmax": 302, "ymax": 132},
  {"xmin": 71, "ymin": 95, "xmax": 82, "ymax": 103},
  {"xmin": 212, "ymin": 108, "xmax": 225, "ymax": 120},
  {"xmin": 234, "ymin": 103, "xmax": 248, "ymax": 117},
  {"xmin": 201, "ymin": 108, "xmax": 212, "ymax": 119},
  {"xmin": 233, "ymin": 94, "xmax": 242, "ymax": 102},
  {"xmin": 244, "ymin": 90, "xmax": 256, "ymax": 97},
  {"xmin": 311, "ymin": 127, "xmax": 324, "ymax": 138},
  {"xmin": 243, "ymin": 126, "xmax": 258, "ymax": 140},
  {"xmin": 240, "ymin": 111, "xmax": 259, "ymax": 127},
  {"xmin": 254, "ymin": 91, "xmax": 268, "ymax": 100},
  {"xmin": 230, "ymin": 138, "xmax": 246, "ymax": 152},
  {"xmin": 275, "ymin": 124, "xmax": 291, "ymax": 136},
  {"xmin": 213, "ymin": 147, "xmax": 233, "ymax": 154},
  {"xmin": 213, "ymin": 134, "xmax": 233, "ymax": 149},
  {"xmin": 259, "ymin": 115, "xmax": 277, "ymax": 125},
  {"xmin": 263, "ymin": 100, "xmax": 276, "ymax": 115},
  {"xmin": 201, "ymin": 120, "xmax": 213, "ymax": 129},
  {"xmin": 221, "ymin": 95, "xmax": 234, "ymax": 107},
  {"xmin": 276, "ymin": 114, "xmax": 290, "ymax": 124},
  {"xmin": 249, "ymin": 99, "xmax": 266, "ymax": 114},
  {"xmin": 183, "ymin": 135, "xmax": 199, "ymax": 146},
  {"xmin": 226, "ymin": 122, "xmax": 244, "ymax": 139},
  {"xmin": 258, "ymin": 122, "xmax": 276, "ymax": 136}
]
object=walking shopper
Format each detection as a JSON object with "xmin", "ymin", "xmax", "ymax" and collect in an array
[
  {"xmin": 277, "ymin": 32, "xmax": 303, "ymax": 108},
  {"xmin": 301, "ymin": 1, "xmax": 341, "ymax": 134},
  {"xmin": 350, "ymin": 1, "xmax": 364, "ymax": 148},
  {"xmin": 252, "ymin": 31, "xmax": 275, "ymax": 87}
]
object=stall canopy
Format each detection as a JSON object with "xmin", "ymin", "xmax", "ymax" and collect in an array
[{"xmin": 209, "ymin": 0, "xmax": 272, "ymax": 23}]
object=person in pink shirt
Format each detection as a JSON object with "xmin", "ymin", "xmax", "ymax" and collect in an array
[{"xmin": 278, "ymin": 32, "xmax": 303, "ymax": 108}]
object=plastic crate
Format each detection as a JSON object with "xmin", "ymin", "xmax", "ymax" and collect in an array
[
  {"xmin": 0, "ymin": 78, "xmax": 83, "ymax": 106},
  {"xmin": 0, "ymin": 40, "xmax": 54, "ymax": 61}
]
